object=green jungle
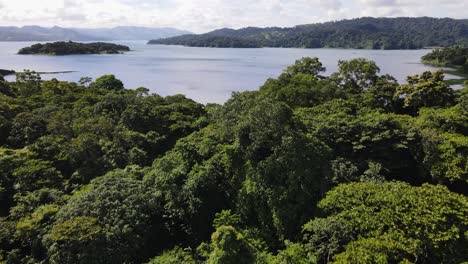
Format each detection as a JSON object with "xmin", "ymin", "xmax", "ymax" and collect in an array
[{"xmin": 0, "ymin": 55, "xmax": 467, "ymax": 263}]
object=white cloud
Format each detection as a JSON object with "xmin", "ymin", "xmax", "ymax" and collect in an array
[
  {"xmin": 318, "ymin": 0, "xmax": 342, "ymax": 10},
  {"xmin": 0, "ymin": 0, "xmax": 466, "ymax": 32},
  {"xmin": 358, "ymin": 0, "xmax": 397, "ymax": 6},
  {"xmin": 355, "ymin": 0, "xmax": 467, "ymax": 18}
]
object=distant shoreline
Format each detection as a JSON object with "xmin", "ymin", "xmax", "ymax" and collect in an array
[
  {"xmin": 0, "ymin": 69, "xmax": 15, "ymax": 76},
  {"xmin": 36, "ymin": 71, "xmax": 77, "ymax": 74},
  {"xmin": 0, "ymin": 70, "xmax": 78, "ymax": 76},
  {"xmin": 148, "ymin": 43, "xmax": 441, "ymax": 51}
]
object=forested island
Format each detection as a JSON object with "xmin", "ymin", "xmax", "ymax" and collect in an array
[
  {"xmin": 149, "ymin": 17, "xmax": 468, "ymax": 49},
  {"xmin": 0, "ymin": 58, "xmax": 467, "ymax": 263},
  {"xmin": 17, "ymin": 41, "xmax": 130, "ymax": 55}
]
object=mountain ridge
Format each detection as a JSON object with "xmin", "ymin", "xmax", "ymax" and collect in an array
[
  {"xmin": 149, "ymin": 17, "xmax": 468, "ymax": 49},
  {"xmin": 0, "ymin": 26, "xmax": 191, "ymax": 41}
]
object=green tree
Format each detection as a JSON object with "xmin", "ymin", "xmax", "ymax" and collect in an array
[
  {"xmin": 397, "ymin": 70, "xmax": 455, "ymax": 114},
  {"xmin": 420, "ymin": 131, "xmax": 468, "ymax": 187},
  {"xmin": 457, "ymin": 85, "xmax": 468, "ymax": 112},
  {"xmin": 44, "ymin": 216, "xmax": 104, "ymax": 264},
  {"xmin": 333, "ymin": 58, "xmax": 381, "ymax": 94},
  {"xmin": 213, "ymin": 210, "xmax": 241, "ymax": 229},
  {"xmin": 148, "ymin": 247, "xmax": 197, "ymax": 264},
  {"xmin": 284, "ymin": 57, "xmax": 326, "ymax": 77},
  {"xmin": 12, "ymin": 159, "xmax": 63, "ymax": 193},
  {"xmin": 7, "ymin": 112, "xmax": 47, "ymax": 148},
  {"xmin": 14, "ymin": 70, "xmax": 41, "ymax": 96},
  {"xmin": 304, "ymin": 182, "xmax": 468, "ymax": 264},
  {"xmin": 207, "ymin": 226, "xmax": 255, "ymax": 264},
  {"xmin": 144, "ymin": 125, "xmax": 237, "ymax": 245},
  {"xmin": 45, "ymin": 171, "xmax": 162, "ymax": 263},
  {"xmin": 297, "ymin": 102, "xmax": 422, "ymax": 185},
  {"xmin": 363, "ymin": 74, "xmax": 403, "ymax": 112},
  {"xmin": 270, "ymin": 241, "xmax": 316, "ymax": 264},
  {"xmin": 236, "ymin": 97, "xmax": 330, "ymax": 241},
  {"xmin": 92, "ymin": 74, "xmax": 124, "ymax": 90}
]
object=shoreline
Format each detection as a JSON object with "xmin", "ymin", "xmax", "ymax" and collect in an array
[{"xmin": 421, "ymin": 59, "xmax": 468, "ymax": 86}]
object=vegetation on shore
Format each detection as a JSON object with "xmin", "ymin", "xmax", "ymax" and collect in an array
[
  {"xmin": 422, "ymin": 47, "xmax": 468, "ymax": 85},
  {"xmin": 0, "ymin": 70, "xmax": 14, "ymax": 77},
  {"xmin": 0, "ymin": 58, "xmax": 467, "ymax": 263},
  {"xmin": 18, "ymin": 41, "xmax": 130, "ymax": 55},
  {"xmin": 422, "ymin": 47, "xmax": 468, "ymax": 68},
  {"xmin": 150, "ymin": 17, "xmax": 468, "ymax": 50}
]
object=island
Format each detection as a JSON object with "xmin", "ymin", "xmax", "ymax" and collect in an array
[
  {"xmin": 422, "ymin": 47, "xmax": 468, "ymax": 84},
  {"xmin": 149, "ymin": 17, "xmax": 468, "ymax": 49},
  {"xmin": 17, "ymin": 41, "xmax": 130, "ymax": 55},
  {"xmin": 0, "ymin": 69, "xmax": 15, "ymax": 76}
]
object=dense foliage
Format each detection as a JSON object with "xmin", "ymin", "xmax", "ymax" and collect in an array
[
  {"xmin": 1, "ymin": 57, "xmax": 467, "ymax": 263},
  {"xmin": 18, "ymin": 41, "xmax": 130, "ymax": 55},
  {"xmin": 422, "ymin": 46, "xmax": 468, "ymax": 73},
  {"xmin": 304, "ymin": 182, "xmax": 467, "ymax": 263},
  {"xmin": 149, "ymin": 17, "xmax": 468, "ymax": 49}
]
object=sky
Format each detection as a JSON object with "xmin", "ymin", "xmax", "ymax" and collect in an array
[{"xmin": 0, "ymin": 0, "xmax": 466, "ymax": 33}]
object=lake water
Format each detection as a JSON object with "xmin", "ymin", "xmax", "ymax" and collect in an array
[{"xmin": 0, "ymin": 41, "xmax": 459, "ymax": 103}]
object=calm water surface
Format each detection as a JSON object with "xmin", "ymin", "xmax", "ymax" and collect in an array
[{"xmin": 0, "ymin": 41, "xmax": 458, "ymax": 103}]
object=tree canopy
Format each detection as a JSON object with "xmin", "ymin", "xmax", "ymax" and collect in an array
[
  {"xmin": 0, "ymin": 57, "xmax": 467, "ymax": 263},
  {"xmin": 18, "ymin": 41, "xmax": 130, "ymax": 55}
]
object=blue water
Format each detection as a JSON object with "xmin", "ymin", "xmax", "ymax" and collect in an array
[{"xmin": 0, "ymin": 41, "xmax": 459, "ymax": 103}]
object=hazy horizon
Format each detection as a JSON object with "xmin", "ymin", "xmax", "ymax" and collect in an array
[
  {"xmin": 0, "ymin": 0, "xmax": 466, "ymax": 33},
  {"xmin": 1, "ymin": 16, "xmax": 467, "ymax": 35}
]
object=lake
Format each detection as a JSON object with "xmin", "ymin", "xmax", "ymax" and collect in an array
[{"xmin": 0, "ymin": 41, "xmax": 460, "ymax": 103}]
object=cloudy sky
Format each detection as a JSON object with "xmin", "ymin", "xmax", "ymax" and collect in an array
[{"xmin": 0, "ymin": 0, "xmax": 466, "ymax": 33}]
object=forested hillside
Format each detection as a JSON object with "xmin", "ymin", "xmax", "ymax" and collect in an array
[
  {"xmin": 0, "ymin": 58, "xmax": 467, "ymax": 263},
  {"xmin": 150, "ymin": 17, "xmax": 468, "ymax": 49}
]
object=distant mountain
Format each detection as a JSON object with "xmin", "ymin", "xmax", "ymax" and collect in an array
[
  {"xmin": 0, "ymin": 26, "xmax": 92, "ymax": 41},
  {"xmin": 0, "ymin": 26, "xmax": 190, "ymax": 41},
  {"xmin": 72, "ymin": 26, "xmax": 192, "ymax": 41},
  {"xmin": 149, "ymin": 17, "xmax": 468, "ymax": 50}
]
